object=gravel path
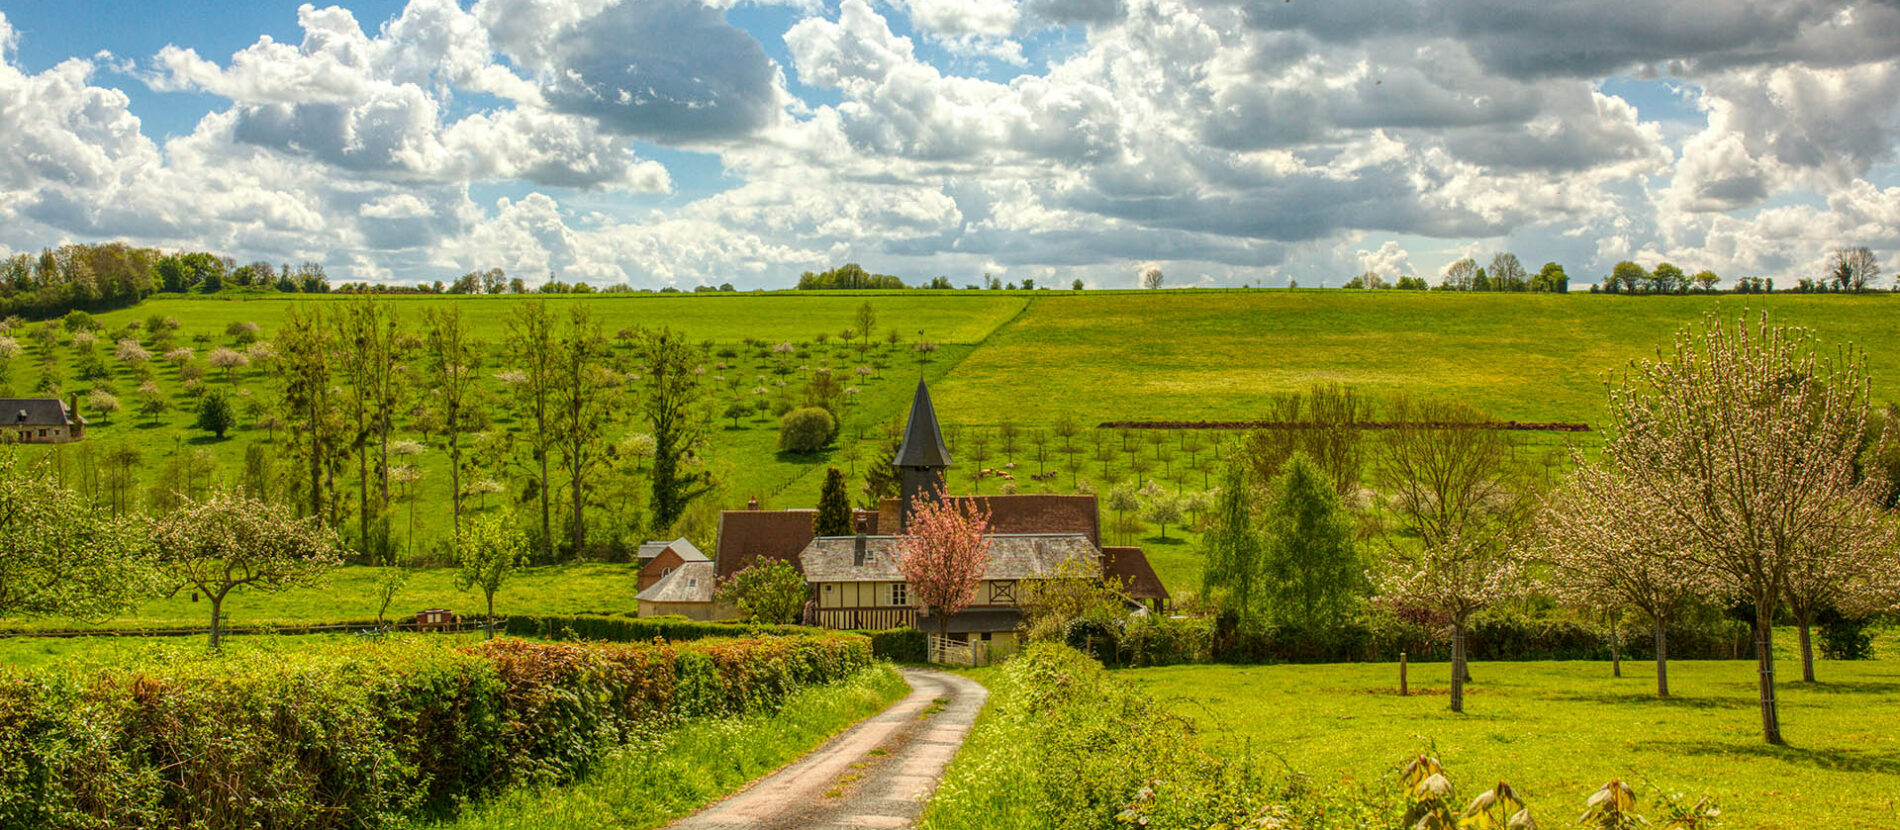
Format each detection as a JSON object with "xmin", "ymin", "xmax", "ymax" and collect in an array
[{"xmin": 663, "ymin": 668, "xmax": 988, "ymax": 830}]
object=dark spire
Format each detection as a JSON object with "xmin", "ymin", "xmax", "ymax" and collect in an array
[{"xmin": 894, "ymin": 379, "xmax": 953, "ymax": 469}]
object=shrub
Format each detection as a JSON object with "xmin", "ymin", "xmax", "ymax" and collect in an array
[
  {"xmin": 777, "ymin": 406, "xmax": 836, "ymax": 453},
  {"xmin": 856, "ymin": 627, "xmax": 927, "ymax": 662},
  {"xmin": 503, "ymin": 613, "xmax": 813, "ymax": 643},
  {"xmin": 0, "ymin": 634, "xmax": 871, "ymax": 830}
]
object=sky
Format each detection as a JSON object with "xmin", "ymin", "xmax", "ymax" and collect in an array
[{"xmin": 1, "ymin": 0, "xmax": 1897, "ymax": 289}]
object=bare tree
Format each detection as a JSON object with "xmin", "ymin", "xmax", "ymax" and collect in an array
[
  {"xmin": 1139, "ymin": 265, "xmax": 1164, "ymax": 290},
  {"xmin": 1376, "ymin": 397, "xmax": 1536, "ymax": 714},
  {"xmin": 1600, "ymin": 313, "xmax": 1896, "ymax": 744},
  {"xmin": 1827, "ymin": 246, "xmax": 1880, "ymax": 292}
]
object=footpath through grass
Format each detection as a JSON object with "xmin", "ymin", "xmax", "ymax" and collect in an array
[
  {"xmin": 1123, "ymin": 647, "xmax": 1900, "ymax": 829},
  {"xmin": 430, "ymin": 664, "xmax": 909, "ymax": 830}
]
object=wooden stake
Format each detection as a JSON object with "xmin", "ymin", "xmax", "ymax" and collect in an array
[{"xmin": 1399, "ymin": 652, "xmax": 1409, "ymax": 696}]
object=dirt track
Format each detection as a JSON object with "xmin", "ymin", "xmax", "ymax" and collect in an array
[{"xmin": 663, "ymin": 668, "xmax": 987, "ymax": 830}]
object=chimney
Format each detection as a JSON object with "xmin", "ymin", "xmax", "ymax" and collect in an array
[
  {"xmin": 853, "ymin": 533, "xmax": 868, "ymax": 567},
  {"xmin": 746, "ymin": 495, "xmax": 759, "ymax": 510},
  {"xmin": 68, "ymin": 392, "xmax": 78, "ymax": 421}
]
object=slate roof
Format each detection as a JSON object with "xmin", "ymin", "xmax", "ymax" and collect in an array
[
  {"xmin": 798, "ymin": 533, "xmax": 1097, "ymax": 583},
  {"xmin": 638, "ymin": 537, "xmax": 707, "ymax": 563},
  {"xmin": 894, "ymin": 380, "xmax": 952, "ymax": 469},
  {"xmin": 635, "ymin": 561, "xmax": 716, "ymax": 604},
  {"xmin": 2, "ymin": 398, "xmax": 79, "ymax": 427},
  {"xmin": 1103, "ymin": 546, "xmax": 1170, "ymax": 602}
]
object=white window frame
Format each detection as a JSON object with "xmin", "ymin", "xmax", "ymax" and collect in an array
[{"xmin": 890, "ymin": 582, "xmax": 908, "ymax": 606}]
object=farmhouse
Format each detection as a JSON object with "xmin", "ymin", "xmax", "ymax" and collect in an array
[
  {"xmin": 635, "ymin": 561, "xmax": 735, "ymax": 621},
  {"xmin": 704, "ymin": 379, "xmax": 1169, "ymax": 654},
  {"xmin": 1, "ymin": 396, "xmax": 86, "ymax": 444},
  {"xmin": 635, "ymin": 537, "xmax": 708, "ymax": 590}
]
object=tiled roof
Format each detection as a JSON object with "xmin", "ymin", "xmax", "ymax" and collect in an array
[
  {"xmin": 714, "ymin": 507, "xmax": 881, "ymax": 580},
  {"xmin": 1103, "ymin": 546, "xmax": 1170, "ymax": 601},
  {"xmin": 799, "ymin": 533, "xmax": 1097, "ymax": 583},
  {"xmin": 876, "ymin": 494, "xmax": 1102, "ymax": 547},
  {"xmin": 1, "ymin": 399, "xmax": 77, "ymax": 427},
  {"xmin": 635, "ymin": 561, "xmax": 716, "ymax": 604}
]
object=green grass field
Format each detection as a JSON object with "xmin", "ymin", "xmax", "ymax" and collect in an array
[
  {"xmin": 0, "ymin": 563, "xmax": 642, "ymax": 635},
  {"xmin": 0, "ymin": 630, "xmax": 501, "ymax": 672},
  {"xmin": 1123, "ymin": 636, "xmax": 1900, "ymax": 830}
]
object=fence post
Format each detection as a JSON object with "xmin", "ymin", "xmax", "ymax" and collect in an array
[{"xmin": 1399, "ymin": 652, "xmax": 1408, "ymax": 696}]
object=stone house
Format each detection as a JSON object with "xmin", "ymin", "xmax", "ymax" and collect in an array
[
  {"xmin": 636, "ymin": 537, "xmax": 709, "ymax": 591},
  {"xmin": 1, "ymin": 396, "xmax": 86, "ymax": 444}
]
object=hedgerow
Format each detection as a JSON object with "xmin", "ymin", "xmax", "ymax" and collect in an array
[{"xmin": 0, "ymin": 633, "xmax": 871, "ymax": 830}]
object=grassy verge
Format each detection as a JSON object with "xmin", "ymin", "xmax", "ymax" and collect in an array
[
  {"xmin": 1123, "ymin": 650, "xmax": 1900, "ymax": 829},
  {"xmin": 429, "ymin": 664, "xmax": 909, "ymax": 830}
]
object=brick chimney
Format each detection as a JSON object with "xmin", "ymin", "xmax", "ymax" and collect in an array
[
  {"xmin": 746, "ymin": 495, "xmax": 759, "ymax": 510},
  {"xmin": 853, "ymin": 533, "xmax": 868, "ymax": 567}
]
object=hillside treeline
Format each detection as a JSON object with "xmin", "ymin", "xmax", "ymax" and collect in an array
[{"xmin": 0, "ymin": 243, "xmax": 333, "ymax": 320}]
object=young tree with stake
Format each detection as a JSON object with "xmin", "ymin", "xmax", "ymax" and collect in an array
[{"xmin": 1376, "ymin": 397, "xmax": 1536, "ymax": 714}]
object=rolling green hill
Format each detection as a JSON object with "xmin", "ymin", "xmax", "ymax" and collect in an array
[{"xmin": 4, "ymin": 289, "xmax": 1894, "ymax": 585}]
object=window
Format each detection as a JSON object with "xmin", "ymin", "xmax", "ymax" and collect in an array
[
  {"xmin": 890, "ymin": 582, "xmax": 908, "ymax": 606},
  {"xmin": 990, "ymin": 580, "xmax": 1016, "ymax": 603}
]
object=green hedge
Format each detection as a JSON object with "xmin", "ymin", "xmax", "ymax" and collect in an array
[
  {"xmin": 502, "ymin": 613, "xmax": 815, "ymax": 643},
  {"xmin": 0, "ymin": 634, "xmax": 871, "ymax": 830},
  {"xmin": 855, "ymin": 628, "xmax": 927, "ymax": 663}
]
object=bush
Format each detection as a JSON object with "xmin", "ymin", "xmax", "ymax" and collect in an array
[
  {"xmin": 1817, "ymin": 606, "xmax": 1875, "ymax": 660},
  {"xmin": 777, "ymin": 406, "xmax": 836, "ymax": 454},
  {"xmin": 503, "ymin": 613, "xmax": 813, "ymax": 643},
  {"xmin": 856, "ymin": 627, "xmax": 927, "ymax": 662},
  {"xmin": 0, "ymin": 634, "xmax": 871, "ymax": 830}
]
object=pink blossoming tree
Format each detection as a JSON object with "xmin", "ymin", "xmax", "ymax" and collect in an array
[{"xmin": 898, "ymin": 493, "xmax": 992, "ymax": 647}]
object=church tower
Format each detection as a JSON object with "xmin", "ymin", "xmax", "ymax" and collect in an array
[{"xmin": 894, "ymin": 379, "xmax": 953, "ymax": 530}]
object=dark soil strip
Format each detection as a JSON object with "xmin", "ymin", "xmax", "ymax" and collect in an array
[{"xmin": 1097, "ymin": 420, "xmax": 1593, "ymax": 433}]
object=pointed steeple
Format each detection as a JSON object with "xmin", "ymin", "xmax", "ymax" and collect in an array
[
  {"xmin": 894, "ymin": 379, "xmax": 952, "ymax": 530},
  {"xmin": 895, "ymin": 379, "xmax": 953, "ymax": 469}
]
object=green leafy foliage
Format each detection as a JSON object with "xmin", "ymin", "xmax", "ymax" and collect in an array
[
  {"xmin": 777, "ymin": 406, "xmax": 836, "ymax": 454},
  {"xmin": 714, "ymin": 559, "xmax": 808, "ymax": 624}
]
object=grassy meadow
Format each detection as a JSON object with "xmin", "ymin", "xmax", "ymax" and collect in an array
[{"xmin": 1123, "ymin": 634, "xmax": 1900, "ymax": 830}]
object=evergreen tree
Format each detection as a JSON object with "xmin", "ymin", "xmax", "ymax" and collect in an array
[
  {"xmin": 1260, "ymin": 452, "xmax": 1363, "ymax": 630},
  {"xmin": 194, "ymin": 390, "xmax": 236, "ymax": 439},
  {"xmin": 1200, "ymin": 459, "xmax": 1266, "ymax": 631},
  {"xmin": 814, "ymin": 466, "xmax": 853, "ymax": 536}
]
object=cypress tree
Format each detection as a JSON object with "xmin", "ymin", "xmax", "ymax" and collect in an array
[{"xmin": 814, "ymin": 466, "xmax": 853, "ymax": 536}]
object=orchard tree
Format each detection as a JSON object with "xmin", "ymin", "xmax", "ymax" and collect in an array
[
  {"xmin": 456, "ymin": 510, "xmax": 527, "ymax": 638},
  {"xmin": 813, "ymin": 466, "xmax": 853, "ymax": 536},
  {"xmin": 1261, "ymin": 452, "xmax": 1363, "ymax": 631},
  {"xmin": 1537, "ymin": 463, "xmax": 1703, "ymax": 697},
  {"xmin": 1376, "ymin": 397, "xmax": 1536, "ymax": 714},
  {"xmin": 897, "ymin": 493, "xmax": 992, "ymax": 647},
  {"xmin": 1600, "ymin": 313, "xmax": 1897, "ymax": 743},
  {"xmin": 854, "ymin": 301, "xmax": 877, "ymax": 361},
  {"xmin": 0, "ymin": 451, "xmax": 146, "ymax": 622},
  {"xmin": 150, "ymin": 493, "xmax": 343, "ymax": 649},
  {"xmin": 715, "ymin": 559, "xmax": 807, "ymax": 624}
]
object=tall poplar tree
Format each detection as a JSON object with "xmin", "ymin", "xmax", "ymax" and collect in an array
[
  {"xmin": 423, "ymin": 306, "xmax": 477, "ymax": 544},
  {"xmin": 814, "ymin": 466, "xmax": 853, "ymax": 536},
  {"xmin": 504, "ymin": 301, "xmax": 559, "ymax": 558},
  {"xmin": 637, "ymin": 327, "xmax": 713, "ymax": 532},
  {"xmin": 1260, "ymin": 452, "xmax": 1362, "ymax": 630},
  {"xmin": 1201, "ymin": 459, "xmax": 1266, "ymax": 632},
  {"xmin": 553, "ymin": 306, "xmax": 610, "ymax": 554}
]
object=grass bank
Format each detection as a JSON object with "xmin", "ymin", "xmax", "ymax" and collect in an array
[
  {"xmin": 1124, "ymin": 649, "xmax": 1900, "ymax": 829},
  {"xmin": 430, "ymin": 664, "xmax": 909, "ymax": 830}
]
